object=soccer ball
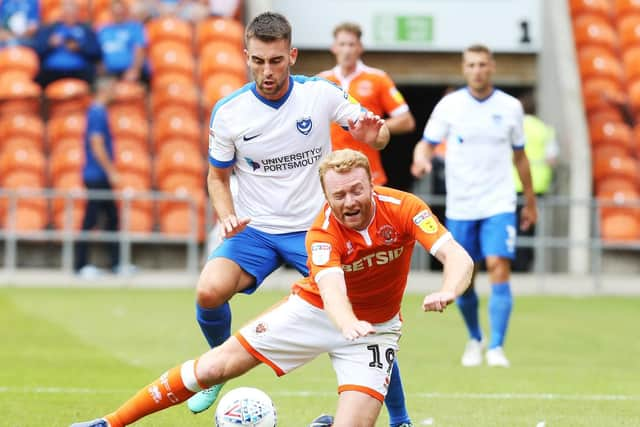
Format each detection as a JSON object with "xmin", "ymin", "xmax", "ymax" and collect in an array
[{"xmin": 214, "ymin": 387, "xmax": 277, "ymax": 427}]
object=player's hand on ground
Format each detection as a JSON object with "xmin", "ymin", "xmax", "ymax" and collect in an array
[
  {"xmin": 423, "ymin": 291, "xmax": 455, "ymax": 312},
  {"xmin": 410, "ymin": 157, "xmax": 432, "ymax": 178},
  {"xmin": 220, "ymin": 214, "xmax": 251, "ymax": 238},
  {"xmin": 341, "ymin": 319, "xmax": 375, "ymax": 341},
  {"xmin": 348, "ymin": 111, "xmax": 385, "ymax": 145},
  {"xmin": 519, "ymin": 204, "xmax": 537, "ymax": 231}
]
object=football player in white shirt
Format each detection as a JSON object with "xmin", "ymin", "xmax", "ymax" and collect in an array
[
  {"xmin": 411, "ymin": 44, "xmax": 537, "ymax": 368},
  {"xmin": 189, "ymin": 11, "xmax": 397, "ymax": 418}
]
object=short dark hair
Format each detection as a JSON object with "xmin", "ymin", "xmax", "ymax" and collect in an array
[
  {"xmin": 245, "ymin": 12, "xmax": 292, "ymax": 46},
  {"xmin": 463, "ymin": 44, "xmax": 493, "ymax": 59},
  {"xmin": 333, "ymin": 22, "xmax": 362, "ymax": 39}
]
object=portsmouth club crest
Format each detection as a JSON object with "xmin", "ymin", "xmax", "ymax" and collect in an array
[
  {"xmin": 377, "ymin": 224, "xmax": 398, "ymax": 245},
  {"xmin": 296, "ymin": 116, "xmax": 313, "ymax": 135}
]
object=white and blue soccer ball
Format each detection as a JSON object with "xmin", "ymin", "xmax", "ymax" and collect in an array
[{"xmin": 214, "ymin": 387, "xmax": 277, "ymax": 427}]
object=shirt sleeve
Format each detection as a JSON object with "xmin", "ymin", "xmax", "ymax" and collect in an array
[
  {"xmin": 208, "ymin": 105, "xmax": 235, "ymax": 168},
  {"xmin": 306, "ymin": 221, "xmax": 345, "ymax": 283},
  {"xmin": 86, "ymin": 106, "xmax": 107, "ymax": 138},
  {"xmin": 321, "ymin": 79, "xmax": 363, "ymax": 130},
  {"xmin": 511, "ymin": 100, "xmax": 526, "ymax": 149},
  {"xmin": 422, "ymin": 98, "xmax": 449, "ymax": 144},
  {"xmin": 401, "ymin": 193, "xmax": 452, "ymax": 256},
  {"xmin": 378, "ymin": 73, "xmax": 409, "ymax": 117}
]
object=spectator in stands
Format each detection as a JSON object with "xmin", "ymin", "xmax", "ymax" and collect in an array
[
  {"xmin": 511, "ymin": 91, "xmax": 558, "ymax": 272},
  {"xmin": 33, "ymin": 0, "xmax": 102, "ymax": 87},
  {"xmin": 0, "ymin": 0, "xmax": 40, "ymax": 47},
  {"xmin": 97, "ymin": 0, "xmax": 148, "ymax": 83},
  {"xmin": 74, "ymin": 77, "xmax": 120, "ymax": 279}
]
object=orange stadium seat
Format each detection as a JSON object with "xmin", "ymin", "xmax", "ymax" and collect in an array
[
  {"xmin": 593, "ymin": 154, "xmax": 640, "ymax": 181},
  {"xmin": 592, "ymin": 144, "xmax": 631, "ymax": 164},
  {"xmin": 578, "ymin": 47, "xmax": 624, "ymax": 84},
  {"xmin": 41, "ymin": 0, "xmax": 89, "ymax": 23},
  {"xmin": 0, "ymin": 114, "xmax": 44, "ymax": 144},
  {"xmin": 45, "ymin": 78, "xmax": 90, "ymax": 101},
  {"xmin": 0, "ymin": 171, "xmax": 48, "ymax": 231},
  {"xmin": 588, "ymin": 115, "xmax": 634, "ymax": 151},
  {"xmin": 120, "ymin": 206, "xmax": 154, "ymax": 233},
  {"xmin": 156, "ymin": 170, "xmax": 204, "ymax": 193},
  {"xmin": 158, "ymin": 187, "xmax": 206, "ymax": 240},
  {"xmin": 617, "ymin": 14, "xmax": 640, "ymax": 50},
  {"xmin": 196, "ymin": 17, "xmax": 245, "ymax": 51},
  {"xmin": 198, "ymin": 42, "xmax": 247, "ymax": 82},
  {"xmin": 581, "ymin": 77, "xmax": 626, "ymax": 114},
  {"xmin": 50, "ymin": 144, "xmax": 84, "ymax": 182},
  {"xmin": 600, "ymin": 211, "xmax": 640, "ymax": 241},
  {"xmin": 46, "ymin": 114, "xmax": 86, "ymax": 144},
  {"xmin": 48, "ymin": 136, "xmax": 81, "ymax": 159},
  {"xmin": 155, "ymin": 144, "xmax": 205, "ymax": 188},
  {"xmin": 596, "ymin": 186, "xmax": 640, "ymax": 220},
  {"xmin": 115, "ymin": 144, "xmax": 152, "ymax": 186},
  {"xmin": 152, "ymin": 114, "xmax": 201, "ymax": 150},
  {"xmin": 51, "ymin": 171, "xmax": 86, "ymax": 231},
  {"xmin": 151, "ymin": 72, "xmax": 196, "ymax": 92},
  {"xmin": 625, "ymin": 77, "xmax": 640, "ymax": 114},
  {"xmin": 1, "ymin": 205, "xmax": 49, "ymax": 232},
  {"xmin": 113, "ymin": 80, "xmax": 146, "ymax": 103},
  {"xmin": 151, "ymin": 81, "xmax": 200, "ymax": 118},
  {"xmin": 614, "ymin": 0, "xmax": 640, "ymax": 20},
  {"xmin": 0, "ymin": 46, "xmax": 39, "ymax": 79},
  {"xmin": 570, "ymin": 0, "xmax": 613, "ymax": 20},
  {"xmin": 0, "ymin": 145, "xmax": 46, "ymax": 185},
  {"xmin": 621, "ymin": 45, "xmax": 640, "ymax": 84},
  {"xmin": 573, "ymin": 14, "xmax": 618, "ymax": 52},
  {"xmin": 154, "ymin": 134, "xmax": 201, "ymax": 156},
  {"xmin": 202, "ymin": 72, "xmax": 246, "ymax": 111},
  {"xmin": 632, "ymin": 123, "xmax": 640, "ymax": 156},
  {"xmin": 594, "ymin": 175, "xmax": 639, "ymax": 194},
  {"xmin": 116, "ymin": 171, "xmax": 153, "ymax": 214},
  {"xmin": 109, "ymin": 109, "xmax": 149, "ymax": 143},
  {"xmin": 1, "ymin": 135, "xmax": 44, "ymax": 154},
  {"xmin": 149, "ymin": 41, "xmax": 195, "ymax": 78},
  {"xmin": 146, "ymin": 16, "xmax": 193, "ymax": 48}
]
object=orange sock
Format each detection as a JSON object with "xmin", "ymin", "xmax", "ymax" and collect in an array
[{"xmin": 103, "ymin": 360, "xmax": 204, "ymax": 427}]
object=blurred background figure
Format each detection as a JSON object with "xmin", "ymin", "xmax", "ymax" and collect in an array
[
  {"xmin": 74, "ymin": 77, "xmax": 119, "ymax": 278},
  {"xmin": 97, "ymin": 0, "xmax": 148, "ymax": 82},
  {"xmin": 319, "ymin": 21, "xmax": 415, "ymax": 187},
  {"xmin": 0, "ymin": 0, "xmax": 40, "ymax": 47},
  {"xmin": 512, "ymin": 91, "xmax": 558, "ymax": 272},
  {"xmin": 33, "ymin": 0, "xmax": 101, "ymax": 87}
]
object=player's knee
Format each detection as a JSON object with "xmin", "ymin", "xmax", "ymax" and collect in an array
[
  {"xmin": 195, "ymin": 275, "xmax": 231, "ymax": 308},
  {"xmin": 486, "ymin": 257, "xmax": 510, "ymax": 282}
]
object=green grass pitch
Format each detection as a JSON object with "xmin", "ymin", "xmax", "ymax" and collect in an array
[{"xmin": 1, "ymin": 287, "xmax": 639, "ymax": 426}]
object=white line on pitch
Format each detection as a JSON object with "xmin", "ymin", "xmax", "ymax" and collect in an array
[{"xmin": 0, "ymin": 387, "xmax": 638, "ymax": 401}]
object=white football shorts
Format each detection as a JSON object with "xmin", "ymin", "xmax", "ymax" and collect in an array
[{"xmin": 236, "ymin": 294, "xmax": 402, "ymax": 402}]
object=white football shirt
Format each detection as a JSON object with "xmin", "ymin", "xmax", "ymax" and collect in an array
[
  {"xmin": 209, "ymin": 75, "xmax": 363, "ymax": 233},
  {"xmin": 423, "ymin": 88, "xmax": 525, "ymax": 220}
]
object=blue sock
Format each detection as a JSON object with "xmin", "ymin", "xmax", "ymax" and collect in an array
[
  {"xmin": 385, "ymin": 359, "xmax": 411, "ymax": 427},
  {"xmin": 456, "ymin": 287, "xmax": 482, "ymax": 341},
  {"xmin": 196, "ymin": 303, "xmax": 232, "ymax": 348},
  {"xmin": 488, "ymin": 282, "xmax": 513, "ymax": 349}
]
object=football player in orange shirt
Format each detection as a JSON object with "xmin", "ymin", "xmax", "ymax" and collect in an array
[
  {"xmin": 319, "ymin": 22, "xmax": 416, "ymax": 187},
  {"xmin": 70, "ymin": 149, "xmax": 472, "ymax": 427}
]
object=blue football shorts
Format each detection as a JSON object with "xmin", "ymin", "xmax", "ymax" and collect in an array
[
  {"xmin": 208, "ymin": 226, "xmax": 309, "ymax": 294},
  {"xmin": 446, "ymin": 212, "xmax": 517, "ymax": 261}
]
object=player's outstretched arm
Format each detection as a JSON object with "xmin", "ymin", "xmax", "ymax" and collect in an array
[
  {"xmin": 348, "ymin": 111, "xmax": 389, "ymax": 150},
  {"xmin": 410, "ymin": 140, "xmax": 433, "ymax": 178},
  {"xmin": 425, "ymin": 239, "xmax": 473, "ymax": 312},
  {"xmin": 207, "ymin": 165, "xmax": 250, "ymax": 238},
  {"xmin": 317, "ymin": 270, "xmax": 375, "ymax": 340}
]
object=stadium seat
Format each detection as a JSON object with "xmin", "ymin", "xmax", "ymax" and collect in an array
[
  {"xmin": 588, "ymin": 114, "xmax": 634, "ymax": 151},
  {"xmin": 156, "ymin": 170, "xmax": 204, "ymax": 193},
  {"xmin": 592, "ymin": 144, "xmax": 631, "ymax": 164},
  {"xmin": 578, "ymin": 47, "xmax": 624, "ymax": 83},
  {"xmin": 152, "ymin": 114, "xmax": 201, "ymax": 151},
  {"xmin": 614, "ymin": 0, "xmax": 640, "ymax": 20},
  {"xmin": 116, "ymin": 171, "xmax": 153, "ymax": 214},
  {"xmin": 621, "ymin": 46, "xmax": 640, "ymax": 84},
  {"xmin": 632, "ymin": 123, "xmax": 640, "ymax": 156},
  {"xmin": 596, "ymin": 186, "xmax": 640, "ymax": 218},
  {"xmin": 198, "ymin": 41, "xmax": 247, "ymax": 82},
  {"xmin": 195, "ymin": 17, "xmax": 245, "ymax": 51},
  {"xmin": 600, "ymin": 211, "xmax": 640, "ymax": 241},
  {"xmin": 154, "ymin": 136, "xmax": 201, "ymax": 157},
  {"xmin": 0, "ymin": 46, "xmax": 40, "ymax": 79},
  {"xmin": 155, "ymin": 144, "xmax": 205, "ymax": 188},
  {"xmin": 45, "ymin": 78, "xmax": 90, "ymax": 101},
  {"xmin": 1, "ymin": 205, "xmax": 49, "ymax": 232},
  {"xmin": 46, "ymin": 114, "xmax": 86, "ymax": 144},
  {"xmin": 150, "ymin": 81, "xmax": 200, "ymax": 118},
  {"xmin": 50, "ymin": 144, "xmax": 84, "ymax": 182},
  {"xmin": 582, "ymin": 77, "xmax": 626, "ymax": 114},
  {"xmin": 0, "ymin": 73, "xmax": 41, "ymax": 113},
  {"xmin": 48, "ymin": 136, "xmax": 81, "ymax": 159},
  {"xmin": 202, "ymin": 72, "xmax": 246, "ymax": 112},
  {"xmin": 0, "ymin": 170, "xmax": 48, "ymax": 231},
  {"xmin": 159, "ymin": 204, "xmax": 205, "ymax": 240},
  {"xmin": 149, "ymin": 41, "xmax": 195, "ymax": 79},
  {"xmin": 151, "ymin": 72, "xmax": 196, "ymax": 92},
  {"xmin": 0, "ymin": 145, "xmax": 46, "ymax": 185},
  {"xmin": 113, "ymin": 80, "xmax": 146, "ymax": 107},
  {"xmin": 594, "ymin": 175, "xmax": 639, "ymax": 194},
  {"xmin": 625, "ymin": 78, "xmax": 640, "ymax": 114},
  {"xmin": 109, "ymin": 109, "xmax": 149, "ymax": 144},
  {"xmin": 593, "ymin": 154, "xmax": 640, "ymax": 181},
  {"xmin": 570, "ymin": 0, "xmax": 613, "ymax": 20},
  {"xmin": 51, "ymin": 171, "xmax": 86, "ymax": 231},
  {"xmin": 115, "ymin": 144, "xmax": 152, "ymax": 186},
  {"xmin": 572, "ymin": 14, "xmax": 618, "ymax": 53},
  {"xmin": 616, "ymin": 14, "xmax": 640, "ymax": 50},
  {"xmin": 0, "ymin": 114, "xmax": 44, "ymax": 145},
  {"xmin": 120, "ymin": 206, "xmax": 154, "ymax": 233},
  {"xmin": 146, "ymin": 16, "xmax": 193, "ymax": 48},
  {"xmin": 1, "ymin": 135, "xmax": 44, "ymax": 154}
]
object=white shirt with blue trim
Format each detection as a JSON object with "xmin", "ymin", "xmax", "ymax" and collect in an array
[
  {"xmin": 209, "ymin": 75, "xmax": 363, "ymax": 233},
  {"xmin": 423, "ymin": 88, "xmax": 525, "ymax": 220}
]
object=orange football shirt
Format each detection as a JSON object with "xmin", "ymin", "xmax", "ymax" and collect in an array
[
  {"xmin": 292, "ymin": 186, "xmax": 451, "ymax": 323},
  {"xmin": 319, "ymin": 62, "xmax": 410, "ymax": 185}
]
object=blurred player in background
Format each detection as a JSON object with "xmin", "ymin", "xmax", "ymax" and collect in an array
[
  {"xmin": 319, "ymin": 21, "xmax": 417, "ymax": 427},
  {"xmin": 411, "ymin": 44, "xmax": 537, "ymax": 368},
  {"xmin": 319, "ymin": 22, "xmax": 415, "ymax": 186},
  {"xmin": 187, "ymin": 11, "xmax": 390, "ymax": 415},
  {"xmin": 70, "ymin": 149, "xmax": 473, "ymax": 427}
]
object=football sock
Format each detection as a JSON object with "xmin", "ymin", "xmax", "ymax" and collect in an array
[
  {"xmin": 196, "ymin": 302, "xmax": 232, "ymax": 348},
  {"xmin": 104, "ymin": 360, "xmax": 203, "ymax": 427},
  {"xmin": 488, "ymin": 282, "xmax": 513, "ymax": 349},
  {"xmin": 385, "ymin": 359, "xmax": 411, "ymax": 426},
  {"xmin": 456, "ymin": 287, "xmax": 482, "ymax": 341}
]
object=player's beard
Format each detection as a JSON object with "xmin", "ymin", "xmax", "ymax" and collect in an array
[{"xmin": 257, "ymin": 74, "xmax": 287, "ymax": 98}]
